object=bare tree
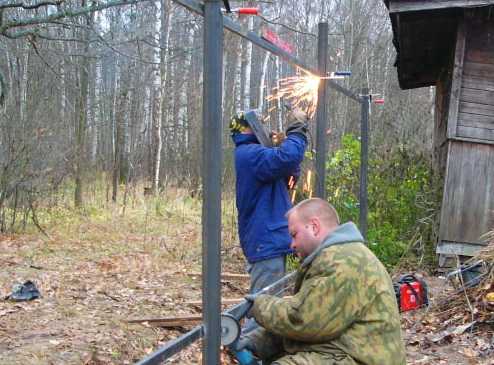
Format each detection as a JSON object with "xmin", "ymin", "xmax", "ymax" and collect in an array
[
  {"xmin": 74, "ymin": 0, "xmax": 92, "ymax": 208},
  {"xmin": 0, "ymin": 0, "xmax": 436, "ymax": 224}
]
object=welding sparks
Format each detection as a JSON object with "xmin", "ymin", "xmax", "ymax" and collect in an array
[
  {"xmin": 303, "ymin": 170, "xmax": 313, "ymax": 198},
  {"xmin": 266, "ymin": 73, "xmax": 321, "ymax": 118},
  {"xmin": 291, "ymin": 189, "xmax": 297, "ymax": 204}
]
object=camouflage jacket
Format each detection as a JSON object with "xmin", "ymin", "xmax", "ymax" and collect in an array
[{"xmin": 251, "ymin": 222, "xmax": 406, "ymax": 365}]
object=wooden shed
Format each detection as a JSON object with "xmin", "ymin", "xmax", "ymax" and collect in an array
[{"xmin": 384, "ymin": 1, "xmax": 494, "ymax": 266}]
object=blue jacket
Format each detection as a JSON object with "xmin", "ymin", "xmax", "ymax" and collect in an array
[{"xmin": 232, "ymin": 132, "xmax": 307, "ymax": 263}]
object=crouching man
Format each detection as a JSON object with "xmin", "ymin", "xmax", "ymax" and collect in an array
[{"xmin": 238, "ymin": 198, "xmax": 406, "ymax": 365}]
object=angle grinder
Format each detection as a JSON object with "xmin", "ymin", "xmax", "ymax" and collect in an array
[{"xmin": 220, "ymin": 313, "xmax": 259, "ymax": 365}]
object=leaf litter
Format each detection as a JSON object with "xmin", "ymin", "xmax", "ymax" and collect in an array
[{"xmin": 1, "ymin": 221, "xmax": 493, "ymax": 364}]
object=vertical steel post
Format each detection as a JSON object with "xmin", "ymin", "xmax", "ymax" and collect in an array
[
  {"xmin": 359, "ymin": 89, "xmax": 370, "ymax": 240},
  {"xmin": 202, "ymin": 1, "xmax": 223, "ymax": 364},
  {"xmin": 315, "ymin": 22, "xmax": 329, "ymax": 199}
]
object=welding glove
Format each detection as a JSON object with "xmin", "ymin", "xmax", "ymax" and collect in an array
[
  {"xmin": 235, "ymin": 327, "xmax": 283, "ymax": 361},
  {"xmin": 285, "ymin": 121, "xmax": 308, "ymax": 139},
  {"xmin": 285, "ymin": 108, "xmax": 308, "ymax": 139},
  {"xmin": 286, "ymin": 107, "xmax": 308, "ymax": 124}
]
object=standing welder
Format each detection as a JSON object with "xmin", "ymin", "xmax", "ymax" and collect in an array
[{"xmin": 229, "ymin": 108, "xmax": 308, "ymax": 333}]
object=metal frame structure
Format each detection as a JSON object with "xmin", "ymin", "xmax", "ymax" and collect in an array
[
  {"xmin": 314, "ymin": 22, "xmax": 329, "ymax": 199},
  {"xmin": 359, "ymin": 89, "xmax": 370, "ymax": 239},
  {"xmin": 137, "ymin": 1, "xmax": 371, "ymax": 363}
]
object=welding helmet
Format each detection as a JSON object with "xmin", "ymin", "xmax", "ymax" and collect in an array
[{"xmin": 229, "ymin": 110, "xmax": 273, "ymax": 147}]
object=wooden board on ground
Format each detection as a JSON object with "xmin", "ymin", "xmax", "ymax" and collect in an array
[
  {"xmin": 184, "ymin": 272, "xmax": 250, "ymax": 281},
  {"xmin": 185, "ymin": 295, "xmax": 293, "ymax": 307},
  {"xmin": 127, "ymin": 315, "xmax": 202, "ymax": 327},
  {"xmin": 185, "ymin": 298, "xmax": 245, "ymax": 306}
]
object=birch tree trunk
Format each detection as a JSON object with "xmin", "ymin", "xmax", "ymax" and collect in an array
[
  {"xmin": 258, "ymin": 52, "xmax": 270, "ymax": 113},
  {"xmin": 275, "ymin": 57, "xmax": 282, "ymax": 130},
  {"xmin": 74, "ymin": 2, "xmax": 92, "ymax": 208},
  {"xmin": 112, "ymin": 83, "xmax": 129, "ymax": 202},
  {"xmin": 180, "ymin": 25, "xmax": 194, "ymax": 156},
  {"xmin": 241, "ymin": 14, "xmax": 253, "ymax": 110},
  {"xmin": 19, "ymin": 43, "xmax": 29, "ymax": 139},
  {"xmin": 111, "ymin": 60, "xmax": 120, "ymax": 202},
  {"xmin": 234, "ymin": 38, "xmax": 243, "ymax": 112},
  {"xmin": 153, "ymin": 0, "xmax": 171, "ymax": 193},
  {"xmin": 223, "ymin": 32, "xmax": 241, "ymax": 123},
  {"xmin": 60, "ymin": 42, "xmax": 67, "ymax": 129},
  {"xmin": 342, "ymin": 0, "xmax": 355, "ymax": 135},
  {"xmin": 89, "ymin": 59, "xmax": 98, "ymax": 165},
  {"xmin": 121, "ymin": 68, "xmax": 131, "ymax": 183}
]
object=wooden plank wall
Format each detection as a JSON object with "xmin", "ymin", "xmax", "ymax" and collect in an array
[
  {"xmin": 438, "ymin": 9, "xmax": 494, "ymax": 261},
  {"xmin": 440, "ymin": 141, "xmax": 494, "ymax": 245},
  {"xmin": 456, "ymin": 14, "xmax": 494, "ymax": 142},
  {"xmin": 389, "ymin": 1, "xmax": 494, "ymax": 14},
  {"xmin": 434, "ymin": 68, "xmax": 453, "ymax": 174}
]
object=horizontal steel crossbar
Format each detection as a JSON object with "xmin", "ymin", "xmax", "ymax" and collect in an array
[
  {"xmin": 135, "ymin": 326, "xmax": 203, "ymax": 365},
  {"xmin": 171, "ymin": 0, "xmax": 361, "ymax": 101}
]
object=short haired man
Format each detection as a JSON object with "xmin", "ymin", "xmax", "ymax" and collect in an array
[
  {"xmin": 238, "ymin": 198, "xmax": 406, "ymax": 364},
  {"xmin": 230, "ymin": 109, "xmax": 308, "ymax": 332}
]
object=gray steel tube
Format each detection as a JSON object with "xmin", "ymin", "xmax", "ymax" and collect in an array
[
  {"xmin": 315, "ymin": 22, "xmax": 329, "ymax": 199},
  {"xmin": 202, "ymin": 1, "xmax": 223, "ymax": 364},
  {"xmin": 359, "ymin": 89, "xmax": 370, "ymax": 240}
]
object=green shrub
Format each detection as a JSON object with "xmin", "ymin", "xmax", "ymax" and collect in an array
[{"xmin": 325, "ymin": 134, "xmax": 439, "ymax": 269}]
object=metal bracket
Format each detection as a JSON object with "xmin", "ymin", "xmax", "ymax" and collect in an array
[{"xmin": 222, "ymin": 0, "xmax": 231, "ymax": 13}]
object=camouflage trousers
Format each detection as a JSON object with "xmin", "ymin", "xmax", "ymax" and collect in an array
[{"xmin": 271, "ymin": 351, "xmax": 358, "ymax": 365}]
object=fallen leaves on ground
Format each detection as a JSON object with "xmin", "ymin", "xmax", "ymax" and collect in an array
[{"xmin": 1, "ymin": 227, "xmax": 493, "ymax": 364}]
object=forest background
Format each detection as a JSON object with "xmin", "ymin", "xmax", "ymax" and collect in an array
[{"xmin": 0, "ymin": 0, "xmax": 440, "ymax": 269}]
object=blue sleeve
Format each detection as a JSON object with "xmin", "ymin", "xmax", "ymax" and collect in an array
[
  {"xmin": 291, "ymin": 164, "xmax": 301, "ymax": 181},
  {"xmin": 285, "ymin": 164, "xmax": 301, "ymax": 189},
  {"xmin": 251, "ymin": 134, "xmax": 307, "ymax": 183}
]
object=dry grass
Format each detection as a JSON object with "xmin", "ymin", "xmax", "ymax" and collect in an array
[
  {"xmin": 3, "ymin": 183, "xmax": 492, "ymax": 364},
  {"xmin": 0, "ymin": 186, "xmax": 246, "ymax": 365}
]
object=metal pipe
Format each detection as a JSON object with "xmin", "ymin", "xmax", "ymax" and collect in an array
[
  {"xmin": 135, "ymin": 326, "xmax": 203, "ymax": 365},
  {"xmin": 359, "ymin": 89, "xmax": 370, "ymax": 240},
  {"xmin": 315, "ymin": 22, "xmax": 329, "ymax": 199},
  {"xmin": 171, "ymin": 0, "xmax": 317, "ymax": 75},
  {"xmin": 327, "ymin": 78, "xmax": 359, "ymax": 102},
  {"xmin": 202, "ymin": 1, "xmax": 223, "ymax": 364},
  {"xmin": 135, "ymin": 270, "xmax": 298, "ymax": 364},
  {"xmin": 137, "ymin": 3, "xmax": 361, "ymax": 365},
  {"xmin": 170, "ymin": 0, "xmax": 358, "ymax": 102}
]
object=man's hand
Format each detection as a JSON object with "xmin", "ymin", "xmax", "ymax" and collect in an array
[
  {"xmin": 286, "ymin": 108, "xmax": 307, "ymax": 124},
  {"xmin": 235, "ymin": 327, "xmax": 283, "ymax": 360},
  {"xmin": 245, "ymin": 294, "xmax": 256, "ymax": 303},
  {"xmin": 270, "ymin": 131, "xmax": 285, "ymax": 146},
  {"xmin": 234, "ymin": 334, "xmax": 256, "ymax": 353},
  {"xmin": 244, "ymin": 294, "xmax": 256, "ymax": 318},
  {"xmin": 285, "ymin": 121, "xmax": 308, "ymax": 138},
  {"xmin": 285, "ymin": 107, "xmax": 308, "ymax": 138}
]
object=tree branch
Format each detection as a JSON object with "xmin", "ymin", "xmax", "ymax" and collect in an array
[
  {"xmin": 0, "ymin": 0, "xmax": 154, "ymax": 101},
  {"xmin": 0, "ymin": 1, "xmax": 64, "ymax": 10},
  {"xmin": 27, "ymin": 34, "xmax": 62, "ymax": 77},
  {"xmin": 0, "ymin": 70, "xmax": 5, "ymax": 106},
  {"xmin": 0, "ymin": 0, "xmax": 153, "ymax": 36}
]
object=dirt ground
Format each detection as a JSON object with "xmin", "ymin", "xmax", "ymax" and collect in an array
[
  {"xmin": 1, "ymin": 232, "xmax": 493, "ymax": 364},
  {"xmin": 401, "ymin": 275, "xmax": 493, "ymax": 365}
]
